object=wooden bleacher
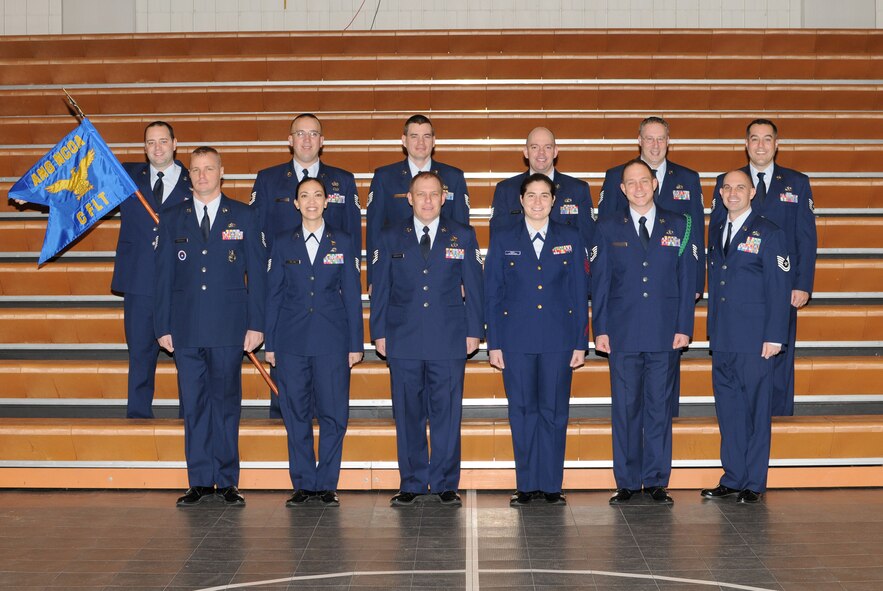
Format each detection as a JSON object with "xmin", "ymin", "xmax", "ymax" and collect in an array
[{"xmin": 1, "ymin": 29, "xmax": 882, "ymax": 489}]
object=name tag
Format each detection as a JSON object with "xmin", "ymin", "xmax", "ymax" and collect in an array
[
  {"xmin": 612, "ymin": 241, "xmax": 628, "ymax": 247},
  {"xmin": 392, "ymin": 252, "xmax": 404, "ymax": 258},
  {"xmin": 446, "ymin": 248, "xmax": 465, "ymax": 259},
  {"xmin": 737, "ymin": 237, "xmax": 761, "ymax": 254},
  {"xmin": 504, "ymin": 250, "xmax": 521, "ymax": 256},
  {"xmin": 552, "ymin": 244, "xmax": 572, "ymax": 255},
  {"xmin": 393, "ymin": 193, "xmax": 407, "ymax": 199},
  {"xmin": 174, "ymin": 238, "xmax": 188, "ymax": 243},
  {"xmin": 660, "ymin": 236, "xmax": 681, "ymax": 248},
  {"xmin": 327, "ymin": 193, "xmax": 345, "ymax": 204},
  {"xmin": 274, "ymin": 197, "xmax": 290, "ymax": 203},
  {"xmin": 559, "ymin": 204, "xmax": 579, "ymax": 215},
  {"xmin": 323, "ymin": 253, "xmax": 344, "ymax": 265},
  {"xmin": 780, "ymin": 192, "xmax": 798, "ymax": 203},
  {"xmin": 285, "ymin": 259, "xmax": 301, "ymax": 265},
  {"xmin": 222, "ymin": 229, "xmax": 244, "ymax": 240},
  {"xmin": 672, "ymin": 190, "xmax": 690, "ymax": 201}
]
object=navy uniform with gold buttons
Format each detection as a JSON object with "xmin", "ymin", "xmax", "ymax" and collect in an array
[
  {"xmin": 366, "ymin": 115, "xmax": 469, "ymax": 288},
  {"xmin": 485, "ymin": 173, "xmax": 589, "ymax": 499},
  {"xmin": 706, "ymin": 169, "xmax": 791, "ymax": 498},
  {"xmin": 591, "ymin": 160, "xmax": 696, "ymax": 499},
  {"xmin": 155, "ymin": 147, "xmax": 266, "ymax": 496},
  {"xmin": 265, "ymin": 179, "xmax": 363, "ymax": 497},
  {"xmin": 370, "ymin": 172, "xmax": 483, "ymax": 500},
  {"xmin": 709, "ymin": 119, "xmax": 817, "ymax": 416},
  {"xmin": 112, "ymin": 121, "xmax": 192, "ymax": 419}
]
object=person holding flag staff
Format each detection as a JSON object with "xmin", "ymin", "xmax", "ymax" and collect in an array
[
  {"xmin": 591, "ymin": 159, "xmax": 697, "ymax": 505},
  {"xmin": 264, "ymin": 177, "xmax": 364, "ymax": 508},
  {"xmin": 154, "ymin": 146, "xmax": 267, "ymax": 507},
  {"xmin": 112, "ymin": 121, "xmax": 192, "ymax": 419},
  {"xmin": 484, "ymin": 173, "xmax": 589, "ymax": 506}
]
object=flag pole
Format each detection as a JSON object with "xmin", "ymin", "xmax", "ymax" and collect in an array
[
  {"xmin": 248, "ymin": 351, "xmax": 278, "ymax": 396},
  {"xmin": 61, "ymin": 90, "xmax": 277, "ymax": 395}
]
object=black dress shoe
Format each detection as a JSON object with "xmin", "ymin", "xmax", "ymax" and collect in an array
[
  {"xmin": 647, "ymin": 486, "xmax": 674, "ymax": 504},
  {"xmin": 510, "ymin": 490, "xmax": 532, "ymax": 506},
  {"xmin": 318, "ymin": 490, "xmax": 340, "ymax": 506},
  {"xmin": 218, "ymin": 486, "xmax": 245, "ymax": 506},
  {"xmin": 438, "ymin": 490, "xmax": 462, "ymax": 506},
  {"xmin": 285, "ymin": 489, "xmax": 314, "ymax": 507},
  {"xmin": 737, "ymin": 489, "xmax": 761, "ymax": 504},
  {"xmin": 390, "ymin": 491, "xmax": 422, "ymax": 506},
  {"xmin": 176, "ymin": 486, "xmax": 215, "ymax": 506},
  {"xmin": 543, "ymin": 492, "xmax": 567, "ymax": 505},
  {"xmin": 609, "ymin": 488, "xmax": 638, "ymax": 504},
  {"xmin": 701, "ymin": 485, "xmax": 740, "ymax": 499}
]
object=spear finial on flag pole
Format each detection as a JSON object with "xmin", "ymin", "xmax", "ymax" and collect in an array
[{"xmin": 62, "ymin": 88, "xmax": 86, "ymax": 120}]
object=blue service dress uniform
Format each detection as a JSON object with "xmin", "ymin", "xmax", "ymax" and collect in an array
[
  {"xmin": 490, "ymin": 170, "xmax": 595, "ymax": 251},
  {"xmin": 369, "ymin": 218, "xmax": 484, "ymax": 494},
  {"xmin": 484, "ymin": 221, "xmax": 589, "ymax": 494},
  {"xmin": 710, "ymin": 165, "xmax": 817, "ymax": 416},
  {"xmin": 250, "ymin": 160, "xmax": 361, "ymax": 417},
  {"xmin": 598, "ymin": 160, "xmax": 705, "ymax": 295},
  {"xmin": 154, "ymin": 195, "xmax": 267, "ymax": 489},
  {"xmin": 590, "ymin": 207, "xmax": 697, "ymax": 491},
  {"xmin": 366, "ymin": 159, "xmax": 469, "ymax": 287},
  {"xmin": 112, "ymin": 161, "xmax": 191, "ymax": 418},
  {"xmin": 598, "ymin": 159, "xmax": 705, "ymax": 418},
  {"xmin": 707, "ymin": 211, "xmax": 791, "ymax": 492},
  {"xmin": 265, "ymin": 225, "xmax": 363, "ymax": 493}
]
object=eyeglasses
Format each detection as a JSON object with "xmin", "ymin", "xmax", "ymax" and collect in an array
[{"xmin": 293, "ymin": 130, "xmax": 321, "ymax": 139}]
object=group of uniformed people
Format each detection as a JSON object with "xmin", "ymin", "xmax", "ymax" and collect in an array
[{"xmin": 112, "ymin": 112, "xmax": 816, "ymax": 508}]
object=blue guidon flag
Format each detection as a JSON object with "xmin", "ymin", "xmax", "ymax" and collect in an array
[{"xmin": 9, "ymin": 118, "xmax": 136, "ymax": 265}]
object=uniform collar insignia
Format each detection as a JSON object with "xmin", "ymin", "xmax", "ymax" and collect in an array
[
  {"xmin": 775, "ymin": 174, "xmax": 783, "ymax": 181},
  {"xmin": 221, "ymin": 207, "xmax": 229, "ymax": 214}
]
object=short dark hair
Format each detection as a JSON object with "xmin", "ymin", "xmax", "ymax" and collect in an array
[
  {"xmin": 290, "ymin": 113, "xmax": 322, "ymax": 133},
  {"xmin": 621, "ymin": 158, "xmax": 654, "ymax": 182},
  {"xmin": 404, "ymin": 114, "xmax": 434, "ymax": 136},
  {"xmin": 144, "ymin": 121, "xmax": 174, "ymax": 141},
  {"xmin": 295, "ymin": 176, "xmax": 327, "ymax": 199},
  {"xmin": 747, "ymin": 118, "xmax": 778, "ymax": 138},
  {"xmin": 520, "ymin": 172, "xmax": 556, "ymax": 198},
  {"xmin": 639, "ymin": 116, "xmax": 669, "ymax": 136},
  {"xmin": 409, "ymin": 170, "xmax": 443, "ymax": 194},
  {"xmin": 191, "ymin": 145, "xmax": 221, "ymax": 164}
]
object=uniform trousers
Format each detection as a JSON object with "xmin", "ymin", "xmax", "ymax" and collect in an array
[
  {"xmin": 175, "ymin": 345, "xmax": 243, "ymax": 488},
  {"xmin": 501, "ymin": 350, "xmax": 573, "ymax": 493},
  {"xmin": 712, "ymin": 351, "xmax": 774, "ymax": 493},
  {"xmin": 388, "ymin": 358, "xmax": 465, "ymax": 494},
  {"xmin": 771, "ymin": 306, "xmax": 798, "ymax": 416},
  {"xmin": 276, "ymin": 351, "xmax": 350, "ymax": 492},
  {"xmin": 123, "ymin": 293, "xmax": 161, "ymax": 419},
  {"xmin": 609, "ymin": 350, "xmax": 678, "ymax": 490}
]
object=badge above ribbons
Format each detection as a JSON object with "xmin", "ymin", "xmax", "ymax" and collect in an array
[{"xmin": 9, "ymin": 118, "xmax": 137, "ymax": 264}]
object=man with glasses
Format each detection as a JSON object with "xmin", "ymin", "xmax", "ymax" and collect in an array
[{"xmin": 251, "ymin": 113, "xmax": 361, "ymax": 417}]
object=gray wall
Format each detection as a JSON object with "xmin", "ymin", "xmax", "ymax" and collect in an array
[{"xmin": 0, "ymin": 0, "xmax": 880, "ymax": 35}]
